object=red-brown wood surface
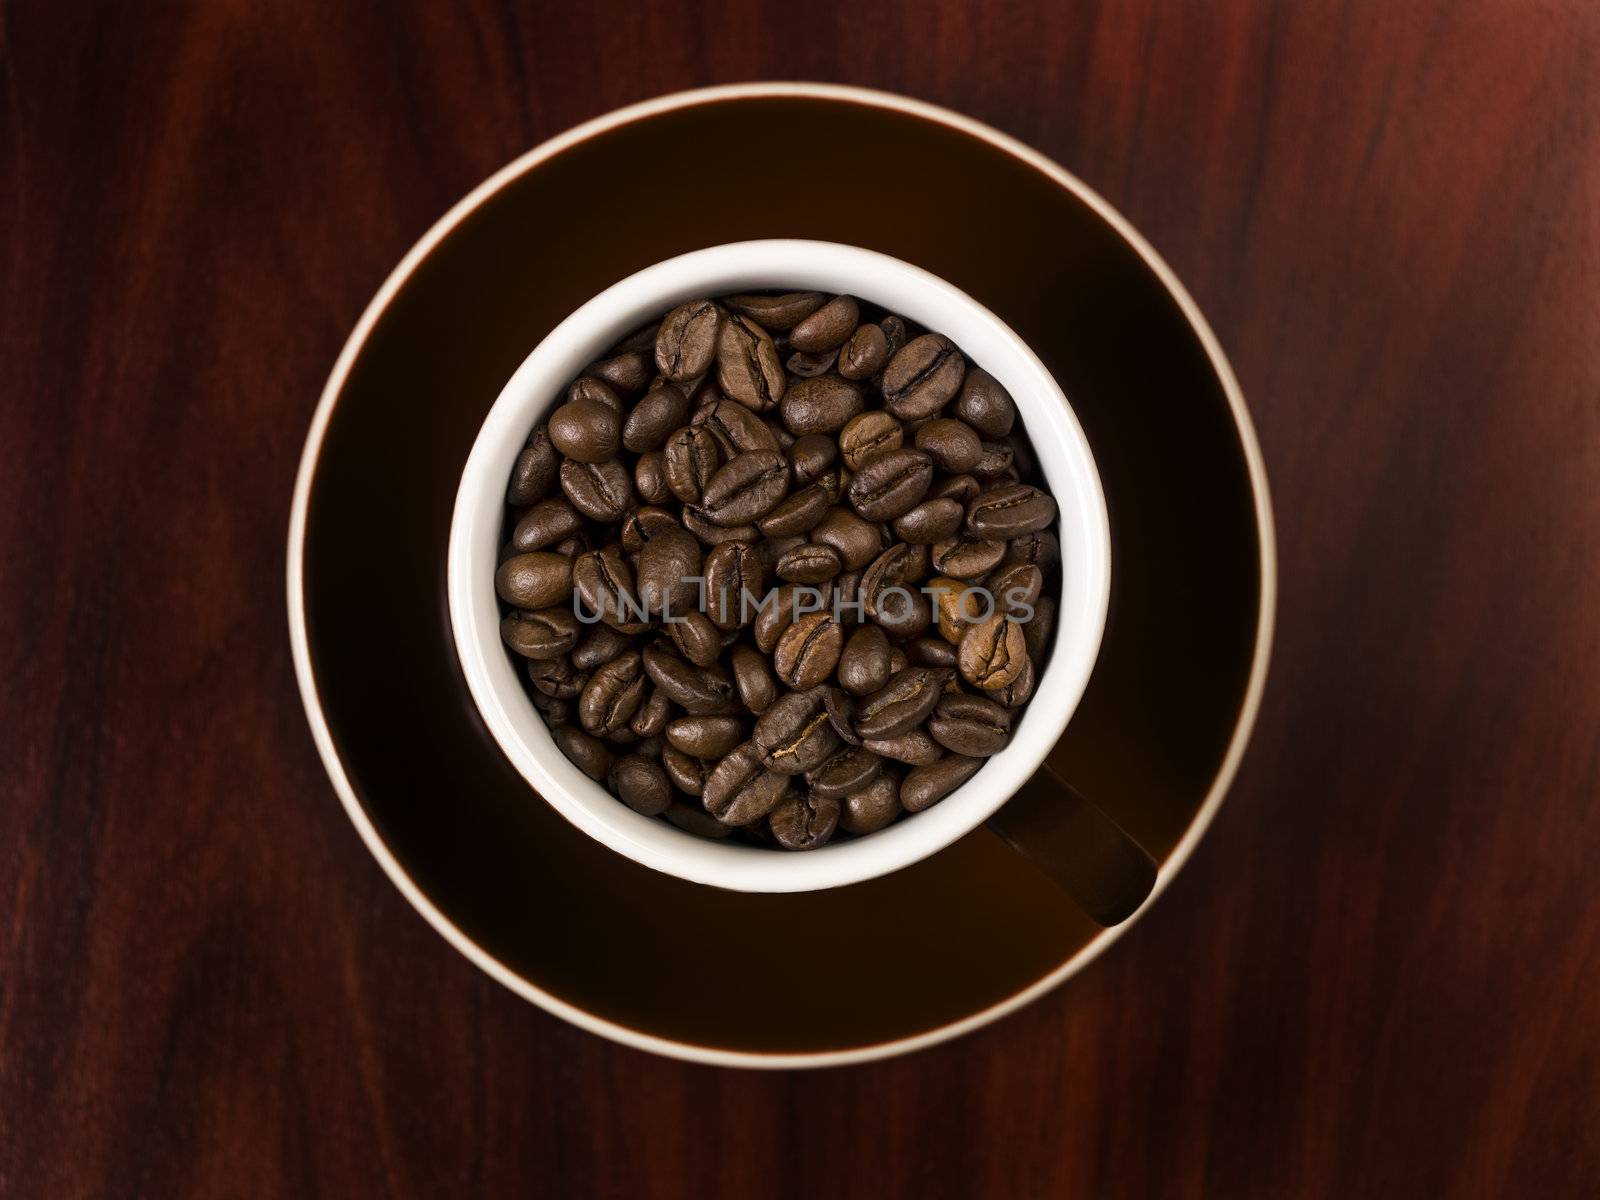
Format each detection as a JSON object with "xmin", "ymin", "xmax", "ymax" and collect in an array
[{"xmin": 4, "ymin": 2, "xmax": 1597, "ymax": 1195}]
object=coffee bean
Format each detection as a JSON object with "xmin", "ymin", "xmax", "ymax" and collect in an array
[
  {"xmin": 971, "ymin": 441, "xmax": 1015, "ymax": 480},
  {"xmin": 669, "ymin": 608, "xmax": 723, "ymax": 668},
  {"xmin": 703, "ymin": 743, "xmax": 791, "ymax": 825},
  {"xmin": 1024, "ymin": 595, "xmax": 1057, "ymax": 662},
  {"xmin": 662, "ymin": 745, "xmax": 709, "ymax": 796},
  {"xmin": 901, "ymin": 755, "xmax": 982, "ymax": 812},
  {"xmin": 666, "ymin": 716, "xmax": 745, "ymax": 760},
  {"xmin": 838, "ymin": 322, "xmax": 889, "ymax": 380},
  {"xmin": 753, "ymin": 689, "xmax": 840, "ymax": 775},
  {"xmin": 986, "ymin": 562, "xmax": 1044, "ymax": 617},
  {"xmin": 757, "ymin": 483, "xmax": 833, "ymax": 537},
  {"xmin": 807, "ymin": 746, "xmax": 884, "ymax": 800},
  {"xmin": 927, "ymin": 574, "xmax": 989, "ymax": 643},
  {"xmin": 531, "ymin": 692, "xmax": 571, "ymax": 727},
  {"xmin": 588, "ymin": 349, "xmax": 653, "ymax": 396},
  {"xmin": 776, "ymin": 542, "xmax": 842, "ymax": 585},
  {"xmin": 854, "ymin": 667, "xmax": 951, "ymax": 740},
  {"xmin": 642, "ymin": 643, "xmax": 737, "ymax": 715},
  {"xmin": 882, "ymin": 334, "xmax": 966, "ymax": 420},
  {"xmin": 663, "ymin": 426, "xmax": 722, "ymax": 504},
  {"xmin": 914, "ymin": 418, "xmax": 983, "ymax": 473},
  {"xmin": 781, "ymin": 374, "xmax": 864, "ymax": 435},
  {"xmin": 682, "ymin": 506, "xmax": 758, "ymax": 547},
  {"xmin": 954, "ymin": 367, "xmax": 1016, "ymax": 438},
  {"xmin": 703, "ymin": 541, "xmax": 764, "ymax": 629},
  {"xmin": 578, "ymin": 651, "xmax": 648, "ymax": 735},
  {"xmin": 716, "ymin": 314, "xmax": 786, "ymax": 411},
  {"xmin": 892, "ymin": 497, "xmax": 965, "ymax": 544},
  {"xmin": 824, "ymin": 687, "xmax": 861, "ymax": 745},
  {"xmin": 752, "ymin": 584, "xmax": 805, "ymax": 653},
  {"xmin": 554, "ymin": 727, "xmax": 611, "ymax": 781},
  {"xmin": 510, "ymin": 498, "xmax": 584, "ymax": 551},
  {"xmin": 839, "ymin": 411, "xmax": 904, "ymax": 471},
  {"xmin": 636, "ymin": 525, "xmax": 701, "ymax": 617},
  {"xmin": 768, "ymin": 791, "xmax": 839, "ymax": 850},
  {"xmin": 930, "ymin": 534, "xmax": 1006, "ymax": 580},
  {"xmin": 907, "ymin": 636, "xmax": 959, "ymax": 668},
  {"xmin": 789, "ymin": 433, "xmax": 838, "ymax": 483},
  {"xmin": 665, "ymin": 801, "xmax": 735, "ymax": 838},
  {"xmin": 656, "ymin": 300, "xmax": 721, "ymax": 381},
  {"xmin": 629, "ymin": 686, "xmax": 671, "ymax": 738},
  {"xmin": 560, "ymin": 458, "xmax": 633, "ymax": 521},
  {"xmin": 789, "ymin": 295, "xmax": 859, "ymax": 353},
  {"xmin": 694, "ymin": 395, "xmax": 781, "ymax": 453},
  {"xmin": 573, "ymin": 546, "xmax": 650, "ymax": 632},
  {"xmin": 611, "ymin": 755, "xmax": 672, "ymax": 816},
  {"xmin": 840, "ymin": 773, "xmax": 901, "ymax": 834},
  {"xmin": 724, "ymin": 291, "xmax": 824, "ymax": 331},
  {"xmin": 958, "ymin": 613, "xmax": 1028, "ymax": 690},
  {"xmin": 847, "ymin": 448, "xmax": 933, "ymax": 521},
  {"xmin": 549, "ymin": 397, "xmax": 621, "ymax": 462},
  {"xmin": 1003, "ymin": 529, "xmax": 1061, "ymax": 576},
  {"xmin": 622, "ymin": 381, "xmax": 689, "ymax": 452},
  {"xmin": 861, "ymin": 543, "xmax": 929, "ymax": 620},
  {"xmin": 619, "ymin": 505, "xmax": 679, "ymax": 553},
  {"xmin": 507, "ymin": 426, "xmax": 559, "ymax": 504},
  {"xmin": 774, "ymin": 610, "xmax": 845, "ymax": 689},
  {"xmin": 730, "ymin": 644, "xmax": 778, "ymax": 714},
  {"xmin": 500, "ymin": 607, "xmax": 580, "ymax": 660},
  {"xmin": 572, "ymin": 624, "xmax": 633, "ymax": 671},
  {"xmin": 786, "ymin": 348, "xmax": 839, "ymax": 378},
  {"xmin": 634, "ymin": 451, "xmax": 671, "ymax": 504},
  {"xmin": 838, "ymin": 624, "xmax": 893, "ymax": 696},
  {"xmin": 930, "ymin": 473, "xmax": 981, "ymax": 505},
  {"xmin": 702, "ymin": 450, "xmax": 790, "ymax": 525},
  {"xmin": 861, "ymin": 728, "xmax": 943, "ymax": 765},
  {"xmin": 928, "ymin": 692, "xmax": 1012, "ymax": 756},
  {"xmin": 967, "ymin": 483, "xmax": 1057, "ymax": 539},
  {"xmin": 990, "ymin": 656, "xmax": 1037, "ymax": 708},
  {"xmin": 495, "ymin": 552, "xmax": 572, "ymax": 609}
]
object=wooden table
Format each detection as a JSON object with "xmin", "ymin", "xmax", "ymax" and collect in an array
[{"xmin": 5, "ymin": 2, "xmax": 1596, "ymax": 1195}]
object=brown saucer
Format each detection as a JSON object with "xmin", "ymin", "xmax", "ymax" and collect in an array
[{"xmin": 288, "ymin": 84, "xmax": 1274, "ymax": 1067}]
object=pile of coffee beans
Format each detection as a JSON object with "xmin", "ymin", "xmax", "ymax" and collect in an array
[{"xmin": 495, "ymin": 290, "xmax": 1060, "ymax": 850}]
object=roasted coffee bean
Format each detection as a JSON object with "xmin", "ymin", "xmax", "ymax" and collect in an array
[
  {"xmin": 927, "ymin": 574, "xmax": 989, "ymax": 643},
  {"xmin": 588, "ymin": 349, "xmax": 653, "ymax": 396},
  {"xmin": 893, "ymin": 497, "xmax": 965, "ymax": 544},
  {"xmin": 573, "ymin": 546, "xmax": 650, "ymax": 632},
  {"xmin": 507, "ymin": 426, "xmax": 559, "ymax": 504},
  {"xmin": 1003, "ymin": 529, "xmax": 1061, "ymax": 576},
  {"xmin": 634, "ymin": 451, "xmax": 671, "ymax": 504},
  {"xmin": 958, "ymin": 613, "xmax": 1029, "ymax": 690},
  {"xmin": 629, "ymin": 686, "xmax": 672, "ymax": 738},
  {"xmin": 495, "ymin": 552, "xmax": 572, "ymax": 609},
  {"xmin": 781, "ymin": 374, "xmax": 864, "ymax": 435},
  {"xmin": 636, "ymin": 525, "xmax": 701, "ymax": 617},
  {"xmin": 862, "ymin": 728, "xmax": 943, "ymax": 766},
  {"xmin": 954, "ymin": 367, "xmax": 1016, "ymax": 438},
  {"xmin": 552, "ymin": 533, "xmax": 589, "ymax": 559},
  {"xmin": 665, "ymin": 801, "xmax": 735, "ymax": 838},
  {"xmin": 620, "ymin": 505, "xmax": 679, "ymax": 553},
  {"xmin": 915, "ymin": 418, "xmax": 984, "ymax": 473},
  {"xmin": 971, "ymin": 441, "xmax": 1015, "ymax": 480},
  {"xmin": 786, "ymin": 348, "xmax": 838, "ymax": 378},
  {"xmin": 566, "ymin": 375, "xmax": 624, "ymax": 415},
  {"xmin": 611, "ymin": 755, "xmax": 672, "ymax": 816},
  {"xmin": 579, "ymin": 651, "xmax": 648, "ymax": 735},
  {"xmin": 530, "ymin": 656, "xmax": 587, "ymax": 700},
  {"xmin": 847, "ymin": 448, "xmax": 933, "ymax": 521},
  {"xmin": 703, "ymin": 743, "xmax": 791, "ymax": 825},
  {"xmin": 968, "ymin": 483, "xmax": 1058, "ymax": 539},
  {"xmin": 838, "ymin": 624, "xmax": 893, "ymax": 696},
  {"xmin": 807, "ymin": 507, "xmax": 881, "ymax": 571},
  {"xmin": 902, "ymin": 754, "xmax": 983, "ymax": 812},
  {"xmin": 694, "ymin": 395, "xmax": 780, "ymax": 453},
  {"xmin": 839, "ymin": 411, "xmax": 904, "ymax": 471},
  {"xmin": 808, "ymin": 746, "xmax": 883, "ymax": 801},
  {"xmin": 572, "ymin": 624, "xmax": 633, "ymax": 671},
  {"xmin": 757, "ymin": 483, "xmax": 833, "ymax": 537},
  {"xmin": 666, "ymin": 716, "xmax": 745, "ymax": 760},
  {"xmin": 560, "ymin": 458, "xmax": 633, "ymax": 521},
  {"xmin": 724, "ymin": 291, "xmax": 824, "ymax": 331},
  {"xmin": 789, "ymin": 295, "xmax": 859, "ymax": 353},
  {"xmin": 752, "ymin": 584, "xmax": 805, "ymax": 653},
  {"xmin": 930, "ymin": 534, "xmax": 1006, "ymax": 580},
  {"xmin": 768, "ymin": 791, "xmax": 839, "ymax": 850},
  {"xmin": 730, "ymin": 644, "xmax": 778, "ymax": 714},
  {"xmin": 642, "ymin": 643, "xmax": 737, "ymax": 715},
  {"xmin": 753, "ymin": 689, "xmax": 840, "ymax": 775},
  {"xmin": 669, "ymin": 608, "xmax": 723, "ymax": 668},
  {"xmin": 986, "ymin": 562, "xmax": 1044, "ymax": 617},
  {"xmin": 531, "ymin": 691, "xmax": 571, "ymax": 726},
  {"xmin": 500, "ymin": 607, "xmax": 580, "ymax": 660},
  {"xmin": 832, "ymin": 570, "xmax": 864, "ymax": 627},
  {"xmin": 824, "ymin": 687, "xmax": 861, "ymax": 745},
  {"xmin": 789, "ymin": 433, "xmax": 838, "ymax": 483},
  {"xmin": 549, "ymin": 396, "xmax": 621, "ymax": 462},
  {"xmin": 882, "ymin": 333, "xmax": 965, "ymax": 420},
  {"xmin": 704, "ymin": 541, "xmax": 764, "ymax": 629},
  {"xmin": 622, "ymin": 381, "xmax": 689, "ymax": 452},
  {"xmin": 554, "ymin": 727, "xmax": 611, "ymax": 781},
  {"xmin": 928, "ymin": 693, "xmax": 1012, "ymax": 756},
  {"xmin": 990, "ymin": 656, "xmax": 1037, "ymax": 708},
  {"xmin": 838, "ymin": 322, "xmax": 889, "ymax": 380},
  {"xmin": 861, "ymin": 543, "xmax": 929, "ymax": 612},
  {"xmin": 776, "ymin": 542, "xmax": 842, "ymax": 584},
  {"xmin": 702, "ymin": 450, "xmax": 790, "ymax": 525},
  {"xmin": 662, "ymin": 745, "xmax": 709, "ymax": 796},
  {"xmin": 510, "ymin": 498, "xmax": 584, "ymax": 551},
  {"xmin": 774, "ymin": 610, "xmax": 846, "ymax": 689},
  {"xmin": 840, "ymin": 773, "xmax": 901, "ymax": 834},
  {"xmin": 683, "ymin": 506, "xmax": 758, "ymax": 546},
  {"xmin": 907, "ymin": 635, "xmax": 959, "ymax": 668},
  {"xmin": 656, "ymin": 300, "xmax": 721, "ymax": 381},
  {"xmin": 1024, "ymin": 595, "xmax": 1057, "ymax": 662},
  {"xmin": 855, "ymin": 667, "xmax": 950, "ymax": 740},
  {"xmin": 716, "ymin": 314, "xmax": 786, "ymax": 411},
  {"xmin": 929, "ymin": 473, "xmax": 981, "ymax": 504},
  {"xmin": 663, "ymin": 426, "xmax": 722, "ymax": 504},
  {"xmin": 888, "ymin": 647, "xmax": 909, "ymax": 674}
]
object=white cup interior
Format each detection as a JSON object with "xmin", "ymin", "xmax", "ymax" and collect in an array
[{"xmin": 448, "ymin": 240, "xmax": 1110, "ymax": 892}]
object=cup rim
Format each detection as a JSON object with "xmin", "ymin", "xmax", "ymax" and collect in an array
[
  {"xmin": 286, "ymin": 82, "xmax": 1277, "ymax": 1069},
  {"xmin": 447, "ymin": 238, "xmax": 1112, "ymax": 893}
]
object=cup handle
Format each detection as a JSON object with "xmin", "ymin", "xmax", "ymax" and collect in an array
[{"xmin": 984, "ymin": 761, "xmax": 1159, "ymax": 926}]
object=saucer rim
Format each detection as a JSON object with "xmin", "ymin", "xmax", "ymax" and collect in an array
[{"xmin": 285, "ymin": 81, "xmax": 1277, "ymax": 1070}]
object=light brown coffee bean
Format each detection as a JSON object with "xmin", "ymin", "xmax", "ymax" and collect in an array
[
  {"xmin": 958, "ymin": 613, "xmax": 1028, "ymax": 690},
  {"xmin": 789, "ymin": 295, "xmax": 859, "ymax": 353},
  {"xmin": 774, "ymin": 610, "xmax": 846, "ymax": 689},
  {"xmin": 655, "ymin": 300, "xmax": 721, "ymax": 381}
]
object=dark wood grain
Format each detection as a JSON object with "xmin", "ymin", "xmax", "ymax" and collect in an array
[{"xmin": 3, "ymin": 1, "xmax": 1597, "ymax": 1196}]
